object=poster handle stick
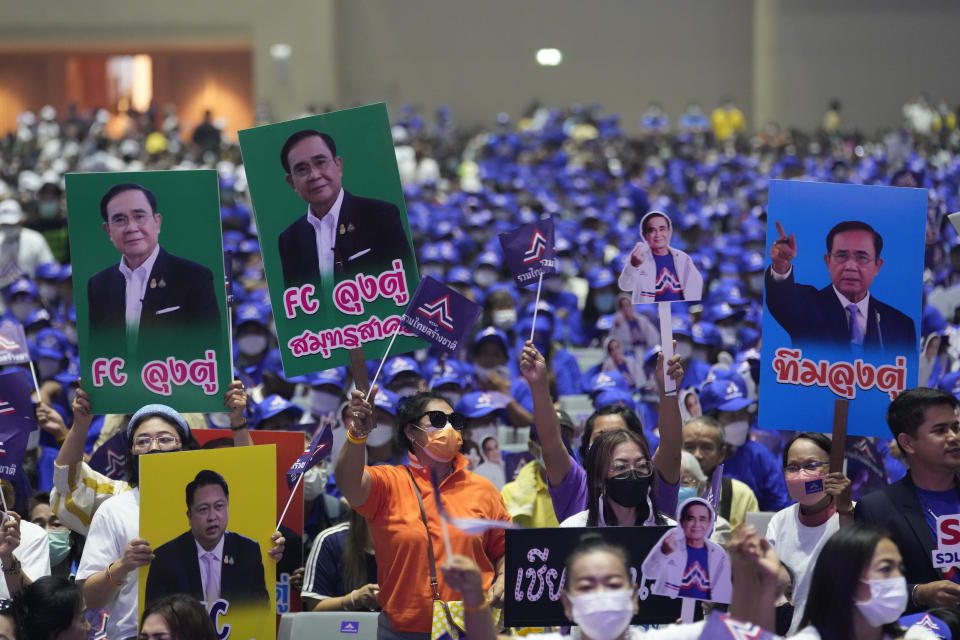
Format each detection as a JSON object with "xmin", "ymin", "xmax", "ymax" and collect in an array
[
  {"xmin": 439, "ymin": 513, "xmax": 454, "ymax": 559},
  {"xmin": 227, "ymin": 305, "xmax": 235, "ymax": 384},
  {"xmin": 658, "ymin": 302, "xmax": 677, "ymax": 395},
  {"xmin": 529, "ymin": 272, "xmax": 544, "ymax": 343},
  {"xmin": 27, "ymin": 361, "xmax": 41, "ymax": 397},
  {"xmin": 831, "ymin": 398, "xmax": 848, "ymax": 476},
  {"xmin": 276, "ymin": 472, "xmax": 303, "ymax": 532},
  {"xmin": 366, "ymin": 324, "xmax": 403, "ymax": 402},
  {"xmin": 680, "ymin": 597, "xmax": 695, "ymax": 624}
]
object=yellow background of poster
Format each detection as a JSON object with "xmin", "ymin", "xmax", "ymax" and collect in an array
[{"xmin": 139, "ymin": 445, "xmax": 277, "ymax": 640}]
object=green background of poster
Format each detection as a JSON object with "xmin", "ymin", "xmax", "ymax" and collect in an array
[
  {"xmin": 238, "ymin": 103, "xmax": 424, "ymax": 377},
  {"xmin": 65, "ymin": 170, "xmax": 231, "ymax": 414}
]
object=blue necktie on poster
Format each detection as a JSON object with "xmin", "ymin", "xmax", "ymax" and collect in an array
[
  {"xmin": 498, "ymin": 217, "xmax": 557, "ymax": 289},
  {"xmin": 0, "ymin": 368, "xmax": 37, "ymax": 481},
  {"xmin": 400, "ymin": 276, "xmax": 481, "ymax": 355},
  {"xmin": 285, "ymin": 422, "xmax": 333, "ymax": 489},
  {"xmin": 0, "ymin": 321, "xmax": 30, "ymax": 366}
]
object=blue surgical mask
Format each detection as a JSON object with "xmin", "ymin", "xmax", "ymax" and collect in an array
[{"xmin": 677, "ymin": 486, "xmax": 699, "ymax": 504}]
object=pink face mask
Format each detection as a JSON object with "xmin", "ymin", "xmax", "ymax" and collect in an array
[{"xmin": 786, "ymin": 469, "xmax": 826, "ymax": 505}]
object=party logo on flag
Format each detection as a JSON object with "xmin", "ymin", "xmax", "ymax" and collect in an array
[
  {"xmin": 402, "ymin": 277, "xmax": 481, "ymax": 354},
  {"xmin": 0, "ymin": 369, "xmax": 37, "ymax": 480},
  {"xmin": 698, "ymin": 611, "xmax": 776, "ymax": 640},
  {"xmin": 286, "ymin": 422, "xmax": 333, "ymax": 489},
  {"xmin": 499, "ymin": 217, "xmax": 557, "ymax": 289},
  {"xmin": 89, "ymin": 430, "xmax": 128, "ymax": 480},
  {"xmin": 0, "ymin": 322, "xmax": 29, "ymax": 366}
]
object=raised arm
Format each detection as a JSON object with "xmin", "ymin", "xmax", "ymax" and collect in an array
[
  {"xmin": 652, "ymin": 351, "xmax": 684, "ymax": 485},
  {"xmin": 223, "ymin": 380, "xmax": 253, "ymax": 447},
  {"xmin": 54, "ymin": 381, "xmax": 93, "ymax": 468},
  {"xmin": 334, "ymin": 387, "xmax": 374, "ymax": 508},
  {"xmin": 519, "ymin": 342, "xmax": 570, "ymax": 487}
]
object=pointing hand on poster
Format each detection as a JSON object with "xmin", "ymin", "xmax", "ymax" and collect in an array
[
  {"xmin": 660, "ymin": 527, "xmax": 684, "ymax": 555},
  {"xmin": 629, "ymin": 241, "xmax": 646, "ymax": 266},
  {"xmin": 770, "ymin": 221, "xmax": 797, "ymax": 275},
  {"xmin": 70, "ymin": 381, "xmax": 93, "ymax": 431},
  {"xmin": 519, "ymin": 341, "xmax": 547, "ymax": 390},
  {"xmin": 119, "ymin": 537, "xmax": 154, "ymax": 573}
]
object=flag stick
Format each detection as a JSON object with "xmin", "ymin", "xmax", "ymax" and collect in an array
[
  {"xmin": 529, "ymin": 272, "xmax": 544, "ymax": 343},
  {"xmin": 276, "ymin": 472, "xmax": 303, "ymax": 532},
  {"xmin": 27, "ymin": 361, "xmax": 41, "ymax": 396},
  {"xmin": 439, "ymin": 510, "xmax": 455, "ymax": 558},
  {"xmin": 0, "ymin": 483, "xmax": 8, "ymax": 516},
  {"xmin": 227, "ymin": 305, "xmax": 235, "ymax": 383},
  {"xmin": 657, "ymin": 302, "xmax": 677, "ymax": 395},
  {"xmin": 366, "ymin": 323, "xmax": 403, "ymax": 402}
]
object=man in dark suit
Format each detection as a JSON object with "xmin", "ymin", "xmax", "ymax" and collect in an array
[
  {"xmin": 765, "ymin": 219, "xmax": 916, "ymax": 355},
  {"xmin": 855, "ymin": 387, "xmax": 960, "ymax": 613},
  {"xmin": 277, "ymin": 130, "xmax": 413, "ymax": 288},
  {"xmin": 144, "ymin": 469, "xmax": 269, "ymax": 607},
  {"xmin": 87, "ymin": 183, "xmax": 220, "ymax": 335}
]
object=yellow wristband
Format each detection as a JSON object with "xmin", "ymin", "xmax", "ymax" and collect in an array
[
  {"xmin": 105, "ymin": 561, "xmax": 123, "ymax": 587},
  {"xmin": 346, "ymin": 430, "xmax": 369, "ymax": 445}
]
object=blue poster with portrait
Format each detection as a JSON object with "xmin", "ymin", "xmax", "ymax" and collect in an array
[{"xmin": 758, "ymin": 180, "xmax": 926, "ymax": 438}]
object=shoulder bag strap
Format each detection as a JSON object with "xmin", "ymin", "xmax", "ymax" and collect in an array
[{"xmin": 405, "ymin": 465, "xmax": 441, "ymax": 600}]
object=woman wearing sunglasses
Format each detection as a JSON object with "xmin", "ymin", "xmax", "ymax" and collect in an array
[{"xmin": 335, "ymin": 387, "xmax": 512, "ymax": 640}]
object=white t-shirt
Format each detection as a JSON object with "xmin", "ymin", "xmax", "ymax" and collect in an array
[
  {"xmin": 77, "ymin": 488, "xmax": 140, "ymax": 640},
  {"xmin": 765, "ymin": 504, "xmax": 839, "ymax": 635},
  {"xmin": 792, "ymin": 627, "xmax": 895, "ymax": 640},
  {"xmin": 0, "ymin": 519, "xmax": 51, "ymax": 598}
]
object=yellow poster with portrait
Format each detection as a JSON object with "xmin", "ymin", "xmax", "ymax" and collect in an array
[{"xmin": 139, "ymin": 446, "xmax": 277, "ymax": 640}]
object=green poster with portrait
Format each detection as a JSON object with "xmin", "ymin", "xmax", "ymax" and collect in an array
[
  {"xmin": 65, "ymin": 170, "xmax": 231, "ymax": 413},
  {"xmin": 238, "ymin": 103, "xmax": 424, "ymax": 377}
]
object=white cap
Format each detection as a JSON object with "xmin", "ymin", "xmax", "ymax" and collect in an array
[{"xmin": 0, "ymin": 199, "xmax": 24, "ymax": 225}]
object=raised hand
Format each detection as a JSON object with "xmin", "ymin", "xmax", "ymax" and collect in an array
[{"xmin": 519, "ymin": 341, "xmax": 548, "ymax": 388}]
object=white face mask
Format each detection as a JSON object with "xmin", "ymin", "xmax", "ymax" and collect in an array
[
  {"xmin": 691, "ymin": 345, "xmax": 709, "ymax": 363},
  {"xmin": 675, "ymin": 341, "xmax": 693, "ymax": 359},
  {"xmin": 310, "ymin": 390, "xmax": 341, "ymax": 418},
  {"xmin": 392, "ymin": 386, "xmax": 420, "ymax": 399},
  {"xmin": 491, "ymin": 309, "xmax": 517, "ymax": 330},
  {"xmin": 302, "ymin": 465, "xmax": 328, "ymax": 502},
  {"xmin": 723, "ymin": 420, "xmax": 750, "ymax": 447},
  {"xmin": 38, "ymin": 284, "xmax": 58, "ymax": 304},
  {"xmin": 475, "ymin": 365, "xmax": 509, "ymax": 383},
  {"xmin": 64, "ymin": 324, "xmax": 78, "ymax": 344},
  {"xmin": 475, "ymin": 269, "xmax": 498, "ymax": 288},
  {"xmin": 37, "ymin": 357, "xmax": 61, "ymax": 379},
  {"xmin": 366, "ymin": 422, "xmax": 395, "ymax": 447},
  {"xmin": 718, "ymin": 326, "xmax": 738, "ymax": 347},
  {"xmin": 10, "ymin": 301, "xmax": 36, "ymax": 322},
  {"xmin": 855, "ymin": 576, "xmax": 907, "ymax": 626},
  {"xmin": 237, "ymin": 334, "xmax": 268, "ymax": 356},
  {"xmin": 568, "ymin": 590, "xmax": 634, "ymax": 640}
]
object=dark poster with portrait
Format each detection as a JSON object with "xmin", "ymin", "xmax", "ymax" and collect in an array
[
  {"xmin": 65, "ymin": 171, "xmax": 231, "ymax": 413},
  {"xmin": 238, "ymin": 104, "xmax": 424, "ymax": 377},
  {"xmin": 503, "ymin": 526, "xmax": 681, "ymax": 628},
  {"xmin": 759, "ymin": 180, "xmax": 926, "ymax": 437}
]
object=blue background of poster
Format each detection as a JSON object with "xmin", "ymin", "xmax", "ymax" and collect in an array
[{"xmin": 758, "ymin": 180, "xmax": 926, "ymax": 438}]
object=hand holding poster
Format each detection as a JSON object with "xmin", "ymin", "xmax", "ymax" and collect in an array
[
  {"xmin": 140, "ymin": 446, "xmax": 277, "ymax": 640},
  {"xmin": 759, "ymin": 180, "xmax": 926, "ymax": 437},
  {"xmin": 65, "ymin": 171, "xmax": 231, "ymax": 413},
  {"xmin": 238, "ymin": 104, "xmax": 424, "ymax": 377}
]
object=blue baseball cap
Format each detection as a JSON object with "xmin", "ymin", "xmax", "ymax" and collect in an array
[
  {"xmin": 373, "ymin": 388, "xmax": 400, "ymax": 415},
  {"xmin": 594, "ymin": 388, "xmax": 635, "ymax": 410},
  {"xmin": 383, "ymin": 356, "xmax": 422, "ymax": 385},
  {"xmin": 235, "ymin": 302, "xmax": 269, "ymax": 327},
  {"xmin": 254, "ymin": 394, "xmax": 304, "ymax": 427},
  {"xmin": 35, "ymin": 262, "xmax": 62, "ymax": 280},
  {"xmin": 304, "ymin": 367, "xmax": 347, "ymax": 390},
  {"xmin": 703, "ymin": 302, "xmax": 746, "ymax": 324},
  {"xmin": 937, "ymin": 372, "xmax": 960, "ymax": 400},
  {"xmin": 455, "ymin": 391, "xmax": 509, "ymax": 418},
  {"xmin": 24, "ymin": 308, "xmax": 52, "ymax": 329},
  {"xmin": 585, "ymin": 370, "xmax": 629, "ymax": 395},
  {"xmin": 899, "ymin": 612, "xmax": 951, "ymax": 639},
  {"xmin": 127, "ymin": 404, "xmax": 191, "ymax": 439},
  {"xmin": 587, "ymin": 267, "xmax": 615, "ymax": 289},
  {"xmin": 699, "ymin": 379, "xmax": 753, "ymax": 414},
  {"xmin": 691, "ymin": 321, "xmax": 723, "ymax": 348},
  {"xmin": 3, "ymin": 278, "xmax": 38, "ymax": 300},
  {"xmin": 473, "ymin": 326, "xmax": 509, "ymax": 353}
]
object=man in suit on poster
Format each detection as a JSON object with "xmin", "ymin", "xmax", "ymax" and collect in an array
[
  {"xmin": 277, "ymin": 129, "xmax": 413, "ymax": 289},
  {"xmin": 765, "ymin": 219, "xmax": 916, "ymax": 355},
  {"xmin": 144, "ymin": 470, "xmax": 269, "ymax": 607},
  {"xmin": 87, "ymin": 183, "xmax": 220, "ymax": 336}
]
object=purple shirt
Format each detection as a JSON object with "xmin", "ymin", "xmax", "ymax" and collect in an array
[{"xmin": 548, "ymin": 454, "xmax": 680, "ymax": 523}]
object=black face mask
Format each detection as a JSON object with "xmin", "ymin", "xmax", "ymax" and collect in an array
[
  {"xmin": 775, "ymin": 603, "xmax": 794, "ymax": 636},
  {"xmin": 604, "ymin": 470, "xmax": 651, "ymax": 509}
]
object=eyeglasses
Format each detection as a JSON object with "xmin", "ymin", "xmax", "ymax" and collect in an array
[
  {"xmin": 829, "ymin": 250, "xmax": 876, "ymax": 266},
  {"xmin": 784, "ymin": 460, "xmax": 825, "ymax": 474},
  {"xmin": 132, "ymin": 434, "xmax": 181, "ymax": 451},
  {"xmin": 609, "ymin": 460, "xmax": 653, "ymax": 477},
  {"xmin": 414, "ymin": 411, "xmax": 467, "ymax": 431},
  {"xmin": 108, "ymin": 212, "xmax": 154, "ymax": 229}
]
